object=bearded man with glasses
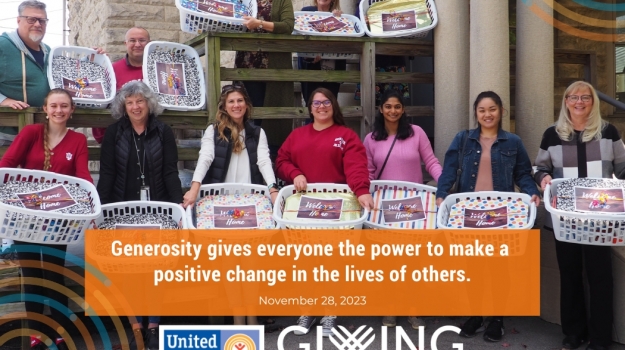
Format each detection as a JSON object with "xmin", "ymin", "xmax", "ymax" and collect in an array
[{"xmin": 0, "ymin": 0, "xmax": 51, "ymax": 145}]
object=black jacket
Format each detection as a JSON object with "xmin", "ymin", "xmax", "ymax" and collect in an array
[
  {"xmin": 203, "ymin": 120, "xmax": 264, "ymax": 185},
  {"xmin": 98, "ymin": 115, "xmax": 182, "ymax": 204}
]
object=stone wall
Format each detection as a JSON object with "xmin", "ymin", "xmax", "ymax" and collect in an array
[{"xmin": 67, "ymin": 0, "xmax": 195, "ymax": 62}]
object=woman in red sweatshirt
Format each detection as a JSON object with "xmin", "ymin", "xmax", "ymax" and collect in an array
[
  {"xmin": 276, "ymin": 87, "xmax": 373, "ymax": 208},
  {"xmin": 276, "ymin": 87, "xmax": 373, "ymax": 336},
  {"xmin": 0, "ymin": 88, "xmax": 91, "ymax": 350}
]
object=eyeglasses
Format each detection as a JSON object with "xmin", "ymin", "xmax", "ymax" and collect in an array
[
  {"xmin": 19, "ymin": 16, "xmax": 48, "ymax": 25},
  {"xmin": 221, "ymin": 84, "xmax": 247, "ymax": 94},
  {"xmin": 311, "ymin": 100, "xmax": 332, "ymax": 108},
  {"xmin": 126, "ymin": 39, "xmax": 149, "ymax": 45},
  {"xmin": 566, "ymin": 95, "xmax": 592, "ymax": 103}
]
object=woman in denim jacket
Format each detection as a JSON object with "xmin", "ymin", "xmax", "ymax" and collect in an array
[{"xmin": 435, "ymin": 91, "xmax": 540, "ymax": 342}]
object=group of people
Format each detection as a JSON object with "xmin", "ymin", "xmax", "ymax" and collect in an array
[
  {"xmin": 0, "ymin": 1, "xmax": 620, "ymax": 350},
  {"xmin": 0, "ymin": 1, "xmax": 175, "ymax": 349}
]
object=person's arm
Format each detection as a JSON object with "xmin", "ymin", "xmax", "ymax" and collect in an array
[
  {"xmin": 191, "ymin": 125, "xmax": 215, "ymax": 184},
  {"xmin": 243, "ymin": 0, "xmax": 295, "ymax": 33},
  {"xmin": 257, "ymin": 129, "xmax": 277, "ymax": 185},
  {"xmin": 161, "ymin": 125, "xmax": 183, "ymax": 204},
  {"xmin": 415, "ymin": 126, "xmax": 442, "ymax": 183},
  {"xmin": 342, "ymin": 130, "xmax": 370, "ymax": 197},
  {"xmin": 605, "ymin": 124, "xmax": 625, "ymax": 179},
  {"xmin": 363, "ymin": 135, "xmax": 376, "ymax": 180},
  {"xmin": 184, "ymin": 125, "xmax": 215, "ymax": 207},
  {"xmin": 0, "ymin": 50, "xmax": 28, "ymax": 109},
  {"xmin": 276, "ymin": 132, "xmax": 302, "ymax": 183},
  {"xmin": 0, "ymin": 97, "xmax": 29, "ymax": 109},
  {"xmin": 513, "ymin": 137, "xmax": 540, "ymax": 198},
  {"xmin": 435, "ymin": 131, "xmax": 464, "ymax": 202},
  {"xmin": 0, "ymin": 126, "xmax": 34, "ymax": 168},
  {"xmin": 534, "ymin": 128, "xmax": 555, "ymax": 189},
  {"xmin": 342, "ymin": 130, "xmax": 373, "ymax": 209},
  {"xmin": 257, "ymin": 129, "xmax": 279, "ymax": 203},
  {"xmin": 96, "ymin": 124, "xmax": 118, "ymax": 205},
  {"xmin": 73, "ymin": 133, "xmax": 93, "ymax": 183}
]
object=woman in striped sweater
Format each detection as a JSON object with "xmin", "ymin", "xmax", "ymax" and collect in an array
[{"xmin": 534, "ymin": 81, "xmax": 625, "ymax": 350}]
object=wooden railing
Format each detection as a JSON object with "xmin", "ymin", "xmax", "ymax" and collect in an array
[
  {"xmin": 0, "ymin": 34, "xmax": 597, "ymax": 161},
  {"xmin": 188, "ymin": 32, "xmax": 436, "ymax": 138}
]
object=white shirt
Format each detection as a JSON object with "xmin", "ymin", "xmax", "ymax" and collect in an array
[{"xmin": 192, "ymin": 124, "xmax": 277, "ymax": 185}]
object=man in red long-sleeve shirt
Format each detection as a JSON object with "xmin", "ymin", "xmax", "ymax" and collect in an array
[{"xmin": 92, "ymin": 27, "xmax": 149, "ymax": 143}]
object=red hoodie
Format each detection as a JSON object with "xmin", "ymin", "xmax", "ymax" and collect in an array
[{"xmin": 276, "ymin": 123, "xmax": 370, "ymax": 196}]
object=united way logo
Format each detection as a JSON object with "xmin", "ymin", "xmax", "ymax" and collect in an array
[{"xmin": 160, "ymin": 325, "xmax": 264, "ymax": 350}]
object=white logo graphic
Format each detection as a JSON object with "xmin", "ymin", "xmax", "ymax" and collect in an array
[
  {"xmin": 330, "ymin": 325, "xmax": 375, "ymax": 350},
  {"xmin": 334, "ymin": 137, "xmax": 346, "ymax": 150},
  {"xmin": 278, "ymin": 325, "xmax": 463, "ymax": 350},
  {"xmin": 66, "ymin": 152, "xmax": 73, "ymax": 161}
]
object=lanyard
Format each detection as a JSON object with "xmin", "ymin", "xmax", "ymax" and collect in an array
[{"xmin": 133, "ymin": 131, "xmax": 146, "ymax": 186}]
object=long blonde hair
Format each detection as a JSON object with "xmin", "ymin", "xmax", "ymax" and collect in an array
[
  {"xmin": 215, "ymin": 87, "xmax": 253, "ymax": 154},
  {"xmin": 42, "ymin": 89, "xmax": 75, "ymax": 171},
  {"xmin": 556, "ymin": 81, "xmax": 604, "ymax": 142}
]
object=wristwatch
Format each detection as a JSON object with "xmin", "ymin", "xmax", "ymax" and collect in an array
[
  {"xmin": 258, "ymin": 19, "xmax": 264, "ymax": 30},
  {"xmin": 268, "ymin": 183, "xmax": 278, "ymax": 191}
]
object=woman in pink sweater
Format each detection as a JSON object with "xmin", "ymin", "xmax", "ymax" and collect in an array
[
  {"xmin": 364, "ymin": 90, "xmax": 441, "ymax": 183},
  {"xmin": 363, "ymin": 89, "xmax": 441, "ymax": 330}
]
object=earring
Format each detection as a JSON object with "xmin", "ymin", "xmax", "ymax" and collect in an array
[
  {"xmin": 70, "ymin": 115, "xmax": 73, "ymax": 119},
  {"xmin": 46, "ymin": 116, "xmax": 49, "ymax": 120}
]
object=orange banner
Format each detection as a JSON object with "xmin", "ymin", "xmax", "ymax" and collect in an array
[{"xmin": 84, "ymin": 229, "xmax": 540, "ymax": 316}]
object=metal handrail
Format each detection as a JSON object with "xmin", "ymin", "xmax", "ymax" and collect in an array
[{"xmin": 597, "ymin": 90, "xmax": 625, "ymax": 111}]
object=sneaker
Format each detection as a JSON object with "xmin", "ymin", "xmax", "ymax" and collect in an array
[
  {"xmin": 563, "ymin": 335, "xmax": 587, "ymax": 349},
  {"xmin": 30, "ymin": 336, "xmax": 47, "ymax": 350},
  {"xmin": 146, "ymin": 327, "xmax": 159, "ymax": 350},
  {"xmin": 130, "ymin": 328, "xmax": 146, "ymax": 350},
  {"xmin": 459, "ymin": 316, "xmax": 484, "ymax": 338},
  {"xmin": 483, "ymin": 318, "xmax": 504, "ymax": 342},
  {"xmin": 382, "ymin": 316, "xmax": 396, "ymax": 327},
  {"xmin": 294, "ymin": 316, "xmax": 317, "ymax": 335},
  {"xmin": 407, "ymin": 316, "xmax": 426, "ymax": 330},
  {"xmin": 320, "ymin": 316, "xmax": 337, "ymax": 338},
  {"xmin": 55, "ymin": 338, "xmax": 69, "ymax": 350}
]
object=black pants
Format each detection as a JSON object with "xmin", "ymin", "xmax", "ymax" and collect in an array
[
  {"xmin": 13, "ymin": 241, "xmax": 70, "ymax": 339},
  {"xmin": 554, "ymin": 238, "xmax": 613, "ymax": 346}
]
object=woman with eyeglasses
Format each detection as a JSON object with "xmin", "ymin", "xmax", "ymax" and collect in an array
[
  {"xmin": 276, "ymin": 87, "xmax": 373, "ymax": 337},
  {"xmin": 97, "ymin": 81, "xmax": 182, "ymax": 349},
  {"xmin": 534, "ymin": 81, "xmax": 625, "ymax": 350},
  {"xmin": 182, "ymin": 84, "xmax": 278, "ymax": 209}
]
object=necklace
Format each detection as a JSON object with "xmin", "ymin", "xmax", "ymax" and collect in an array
[{"xmin": 133, "ymin": 131, "xmax": 146, "ymax": 186}]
